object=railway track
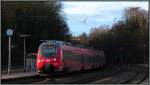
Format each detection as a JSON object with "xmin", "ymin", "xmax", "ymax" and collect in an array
[
  {"xmin": 33, "ymin": 64, "xmax": 148, "ymax": 84},
  {"xmin": 33, "ymin": 64, "xmax": 122, "ymax": 84},
  {"xmin": 89, "ymin": 65, "xmax": 148, "ymax": 84},
  {"xmin": 2, "ymin": 64, "xmax": 148, "ymax": 84},
  {"xmin": 89, "ymin": 71, "xmax": 138, "ymax": 84},
  {"xmin": 123, "ymin": 72, "xmax": 147, "ymax": 84}
]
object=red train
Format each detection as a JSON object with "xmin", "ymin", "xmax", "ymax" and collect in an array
[{"xmin": 36, "ymin": 40, "xmax": 105, "ymax": 74}]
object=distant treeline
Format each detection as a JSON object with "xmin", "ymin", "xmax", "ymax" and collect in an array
[{"xmin": 75, "ymin": 7, "xmax": 148, "ymax": 64}]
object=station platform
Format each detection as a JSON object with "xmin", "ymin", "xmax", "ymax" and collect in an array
[
  {"xmin": 141, "ymin": 78, "xmax": 149, "ymax": 84},
  {"xmin": 1, "ymin": 71, "xmax": 39, "ymax": 80},
  {"xmin": 137, "ymin": 64, "xmax": 149, "ymax": 68}
]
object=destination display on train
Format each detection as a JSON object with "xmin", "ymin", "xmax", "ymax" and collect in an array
[{"xmin": 42, "ymin": 45, "xmax": 54, "ymax": 48}]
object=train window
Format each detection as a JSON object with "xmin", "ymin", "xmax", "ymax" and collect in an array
[{"xmin": 40, "ymin": 45, "xmax": 57, "ymax": 58}]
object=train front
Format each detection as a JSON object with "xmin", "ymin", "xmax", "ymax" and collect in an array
[{"xmin": 36, "ymin": 41, "xmax": 63, "ymax": 74}]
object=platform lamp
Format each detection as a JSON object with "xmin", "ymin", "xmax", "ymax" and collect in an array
[{"xmin": 19, "ymin": 34, "xmax": 31, "ymax": 72}]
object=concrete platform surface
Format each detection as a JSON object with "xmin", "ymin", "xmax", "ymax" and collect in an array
[
  {"xmin": 1, "ymin": 72, "xmax": 39, "ymax": 80},
  {"xmin": 141, "ymin": 78, "xmax": 149, "ymax": 84}
]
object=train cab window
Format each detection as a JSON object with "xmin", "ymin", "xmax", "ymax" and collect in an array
[{"xmin": 40, "ymin": 45, "xmax": 57, "ymax": 58}]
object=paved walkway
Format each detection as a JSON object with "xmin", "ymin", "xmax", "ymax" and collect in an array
[
  {"xmin": 1, "ymin": 71, "xmax": 38, "ymax": 80},
  {"xmin": 2, "ymin": 69, "xmax": 24, "ymax": 75},
  {"xmin": 137, "ymin": 64, "xmax": 149, "ymax": 68}
]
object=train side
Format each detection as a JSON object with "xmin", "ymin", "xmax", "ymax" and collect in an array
[
  {"xmin": 36, "ymin": 41, "xmax": 105, "ymax": 74},
  {"xmin": 61, "ymin": 44, "xmax": 105, "ymax": 72}
]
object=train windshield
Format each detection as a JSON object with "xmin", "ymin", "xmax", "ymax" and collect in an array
[{"xmin": 40, "ymin": 45, "xmax": 57, "ymax": 58}]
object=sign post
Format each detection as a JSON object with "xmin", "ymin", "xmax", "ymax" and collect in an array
[{"xmin": 6, "ymin": 28, "xmax": 13, "ymax": 74}]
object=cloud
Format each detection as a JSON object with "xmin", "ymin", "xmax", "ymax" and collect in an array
[
  {"xmin": 62, "ymin": 1, "xmax": 148, "ymax": 24},
  {"xmin": 62, "ymin": 4, "xmax": 100, "ymax": 16},
  {"xmin": 62, "ymin": 1, "xmax": 148, "ymax": 16}
]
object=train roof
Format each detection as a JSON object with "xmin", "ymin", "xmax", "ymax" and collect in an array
[
  {"xmin": 40, "ymin": 40, "xmax": 88, "ymax": 48},
  {"xmin": 39, "ymin": 40, "xmax": 72, "ymax": 47},
  {"xmin": 39, "ymin": 40, "xmax": 100, "ymax": 51}
]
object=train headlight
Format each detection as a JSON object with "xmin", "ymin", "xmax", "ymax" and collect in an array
[
  {"xmin": 54, "ymin": 58, "xmax": 56, "ymax": 61},
  {"xmin": 38, "ymin": 59, "xmax": 44, "ymax": 62}
]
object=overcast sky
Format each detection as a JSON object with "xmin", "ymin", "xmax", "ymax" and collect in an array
[{"xmin": 61, "ymin": 1, "xmax": 148, "ymax": 36}]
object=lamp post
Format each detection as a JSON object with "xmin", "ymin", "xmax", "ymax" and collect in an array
[
  {"xmin": 6, "ymin": 28, "xmax": 13, "ymax": 74},
  {"xmin": 19, "ymin": 34, "xmax": 31, "ymax": 72}
]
